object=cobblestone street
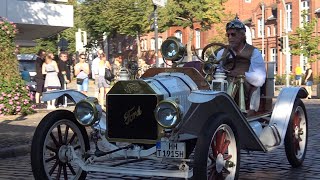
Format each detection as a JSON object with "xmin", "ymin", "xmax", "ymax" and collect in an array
[{"xmin": 0, "ymin": 97, "xmax": 319, "ymax": 179}]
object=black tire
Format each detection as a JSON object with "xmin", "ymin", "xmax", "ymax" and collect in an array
[
  {"xmin": 31, "ymin": 110, "xmax": 90, "ymax": 180},
  {"xmin": 193, "ymin": 114, "xmax": 240, "ymax": 180},
  {"xmin": 284, "ymin": 98, "xmax": 308, "ymax": 167}
]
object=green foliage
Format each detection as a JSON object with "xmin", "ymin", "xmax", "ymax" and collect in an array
[
  {"xmin": 158, "ymin": 0, "xmax": 227, "ymax": 61},
  {"xmin": 80, "ymin": 0, "xmax": 111, "ymax": 46},
  {"xmin": 158, "ymin": 0, "xmax": 227, "ymax": 30},
  {"xmin": 289, "ymin": 10, "xmax": 320, "ymax": 62},
  {"xmin": 0, "ymin": 18, "xmax": 35, "ymax": 116},
  {"xmin": 275, "ymin": 74, "xmax": 295, "ymax": 85}
]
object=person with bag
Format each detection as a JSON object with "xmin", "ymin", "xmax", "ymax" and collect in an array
[
  {"xmin": 74, "ymin": 53, "xmax": 90, "ymax": 95},
  {"xmin": 97, "ymin": 53, "xmax": 111, "ymax": 108}
]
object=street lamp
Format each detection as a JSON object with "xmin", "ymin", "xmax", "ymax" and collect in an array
[{"xmin": 151, "ymin": 0, "xmax": 166, "ymax": 67}]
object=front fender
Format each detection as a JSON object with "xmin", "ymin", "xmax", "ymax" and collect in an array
[
  {"xmin": 41, "ymin": 89, "xmax": 87, "ymax": 104},
  {"xmin": 178, "ymin": 90, "xmax": 266, "ymax": 152},
  {"xmin": 266, "ymin": 87, "xmax": 307, "ymax": 147}
]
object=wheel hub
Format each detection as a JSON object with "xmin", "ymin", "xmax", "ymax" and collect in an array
[
  {"xmin": 215, "ymin": 153, "xmax": 224, "ymax": 173},
  {"xmin": 58, "ymin": 145, "xmax": 69, "ymax": 163}
]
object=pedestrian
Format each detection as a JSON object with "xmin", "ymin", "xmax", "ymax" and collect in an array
[
  {"xmin": 295, "ymin": 64, "xmax": 302, "ymax": 86},
  {"xmin": 42, "ymin": 53, "xmax": 61, "ymax": 109},
  {"xmin": 34, "ymin": 49, "xmax": 46, "ymax": 108},
  {"xmin": 74, "ymin": 53, "xmax": 90, "ymax": 95},
  {"xmin": 98, "ymin": 53, "xmax": 111, "ymax": 108},
  {"xmin": 92, "ymin": 49, "xmax": 103, "ymax": 98},
  {"xmin": 304, "ymin": 63, "xmax": 313, "ymax": 99},
  {"xmin": 56, "ymin": 51, "xmax": 71, "ymax": 107}
]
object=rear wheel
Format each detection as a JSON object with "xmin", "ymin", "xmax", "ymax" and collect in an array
[
  {"xmin": 193, "ymin": 115, "xmax": 240, "ymax": 180},
  {"xmin": 284, "ymin": 99, "xmax": 308, "ymax": 167},
  {"xmin": 31, "ymin": 110, "xmax": 90, "ymax": 180}
]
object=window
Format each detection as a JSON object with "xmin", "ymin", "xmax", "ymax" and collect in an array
[
  {"xmin": 301, "ymin": 0, "xmax": 310, "ymax": 24},
  {"xmin": 273, "ymin": 26, "xmax": 276, "ymax": 36},
  {"xmin": 158, "ymin": 37, "xmax": 163, "ymax": 50},
  {"xmin": 143, "ymin": 39, "xmax": 148, "ymax": 50},
  {"xmin": 301, "ymin": 55, "xmax": 308, "ymax": 71},
  {"xmin": 267, "ymin": 27, "xmax": 271, "ymax": 37},
  {"xmin": 258, "ymin": 18, "xmax": 262, "ymax": 37},
  {"xmin": 195, "ymin": 29, "xmax": 201, "ymax": 49},
  {"xmin": 175, "ymin": 30, "xmax": 183, "ymax": 43},
  {"xmin": 251, "ymin": 28, "xmax": 255, "ymax": 38},
  {"xmin": 286, "ymin": 3, "xmax": 292, "ymax": 31},
  {"xmin": 270, "ymin": 48, "xmax": 278, "ymax": 73},
  {"xmin": 150, "ymin": 38, "xmax": 155, "ymax": 50},
  {"xmin": 118, "ymin": 42, "xmax": 122, "ymax": 53}
]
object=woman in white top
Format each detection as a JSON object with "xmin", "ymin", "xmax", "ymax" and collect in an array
[
  {"xmin": 98, "ymin": 53, "xmax": 111, "ymax": 108},
  {"xmin": 74, "ymin": 53, "xmax": 90, "ymax": 95},
  {"xmin": 42, "ymin": 53, "xmax": 61, "ymax": 109}
]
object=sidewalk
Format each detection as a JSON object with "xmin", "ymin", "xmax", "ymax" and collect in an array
[
  {"xmin": 0, "ymin": 79, "xmax": 96, "ymax": 158},
  {"xmin": 0, "ymin": 81, "xmax": 318, "ymax": 159}
]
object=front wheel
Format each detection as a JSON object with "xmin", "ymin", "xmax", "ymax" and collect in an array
[
  {"xmin": 31, "ymin": 110, "xmax": 90, "ymax": 180},
  {"xmin": 284, "ymin": 98, "xmax": 308, "ymax": 167},
  {"xmin": 193, "ymin": 114, "xmax": 240, "ymax": 180}
]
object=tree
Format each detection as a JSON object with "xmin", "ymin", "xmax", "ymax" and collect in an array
[
  {"xmin": 158, "ymin": 0, "xmax": 227, "ymax": 61},
  {"xmin": 80, "ymin": 0, "xmax": 112, "ymax": 48},
  {"xmin": 104, "ymin": 0, "xmax": 153, "ymax": 58},
  {"xmin": 289, "ymin": 10, "xmax": 320, "ymax": 63}
]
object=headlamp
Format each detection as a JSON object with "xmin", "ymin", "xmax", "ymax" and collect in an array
[
  {"xmin": 74, "ymin": 97, "xmax": 101, "ymax": 126},
  {"xmin": 154, "ymin": 100, "xmax": 182, "ymax": 128},
  {"xmin": 160, "ymin": 37, "xmax": 186, "ymax": 61}
]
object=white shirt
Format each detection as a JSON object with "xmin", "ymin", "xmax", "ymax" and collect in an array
[
  {"xmin": 91, "ymin": 57, "xmax": 100, "ymax": 79},
  {"xmin": 216, "ymin": 47, "xmax": 266, "ymax": 87}
]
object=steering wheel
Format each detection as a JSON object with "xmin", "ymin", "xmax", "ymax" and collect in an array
[{"xmin": 201, "ymin": 43, "xmax": 236, "ymax": 72}]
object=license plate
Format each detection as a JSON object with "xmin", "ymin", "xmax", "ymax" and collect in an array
[{"xmin": 156, "ymin": 141, "xmax": 186, "ymax": 158}]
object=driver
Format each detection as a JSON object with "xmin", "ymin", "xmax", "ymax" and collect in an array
[{"xmin": 216, "ymin": 17, "xmax": 266, "ymax": 113}]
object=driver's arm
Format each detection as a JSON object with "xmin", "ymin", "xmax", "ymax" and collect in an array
[{"xmin": 245, "ymin": 49, "xmax": 266, "ymax": 87}]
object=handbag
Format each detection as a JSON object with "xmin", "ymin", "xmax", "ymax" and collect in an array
[
  {"xmin": 105, "ymin": 68, "xmax": 115, "ymax": 81},
  {"xmin": 76, "ymin": 78, "xmax": 84, "ymax": 85}
]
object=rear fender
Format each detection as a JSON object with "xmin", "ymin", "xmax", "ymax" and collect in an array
[
  {"xmin": 41, "ymin": 89, "xmax": 87, "ymax": 104},
  {"xmin": 262, "ymin": 87, "xmax": 307, "ymax": 147},
  {"xmin": 178, "ymin": 90, "xmax": 266, "ymax": 152}
]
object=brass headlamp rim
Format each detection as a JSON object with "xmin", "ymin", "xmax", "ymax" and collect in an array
[{"xmin": 154, "ymin": 99, "xmax": 181, "ymax": 129}]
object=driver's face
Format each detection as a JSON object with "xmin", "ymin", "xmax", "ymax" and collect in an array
[{"xmin": 226, "ymin": 29, "xmax": 245, "ymax": 49}]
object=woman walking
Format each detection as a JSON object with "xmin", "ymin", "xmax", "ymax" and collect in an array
[
  {"xmin": 74, "ymin": 53, "xmax": 90, "ymax": 95},
  {"xmin": 97, "ymin": 53, "xmax": 111, "ymax": 108},
  {"xmin": 42, "ymin": 53, "xmax": 61, "ymax": 109}
]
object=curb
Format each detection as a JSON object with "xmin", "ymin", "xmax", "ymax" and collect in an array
[{"xmin": 0, "ymin": 144, "xmax": 30, "ymax": 159}]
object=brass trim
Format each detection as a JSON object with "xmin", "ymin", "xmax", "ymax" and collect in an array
[
  {"xmin": 154, "ymin": 99, "xmax": 181, "ymax": 129},
  {"xmin": 74, "ymin": 97, "xmax": 99, "ymax": 126}
]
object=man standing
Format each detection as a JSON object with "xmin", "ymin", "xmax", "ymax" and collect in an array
[
  {"xmin": 92, "ymin": 49, "xmax": 103, "ymax": 98},
  {"xmin": 35, "ymin": 49, "xmax": 46, "ymax": 108},
  {"xmin": 57, "ymin": 52, "xmax": 71, "ymax": 107}
]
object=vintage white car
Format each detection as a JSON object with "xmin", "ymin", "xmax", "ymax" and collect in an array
[{"xmin": 31, "ymin": 37, "xmax": 308, "ymax": 180}]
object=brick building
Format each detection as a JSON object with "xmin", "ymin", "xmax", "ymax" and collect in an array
[{"xmin": 110, "ymin": 0, "xmax": 320, "ymax": 78}]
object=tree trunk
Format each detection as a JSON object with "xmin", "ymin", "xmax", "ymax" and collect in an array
[
  {"xmin": 187, "ymin": 27, "xmax": 194, "ymax": 62},
  {"xmin": 136, "ymin": 34, "xmax": 141, "ymax": 58}
]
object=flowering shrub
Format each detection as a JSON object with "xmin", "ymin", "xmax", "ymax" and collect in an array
[
  {"xmin": 0, "ymin": 17, "xmax": 17, "ymax": 49},
  {"xmin": 0, "ymin": 77, "xmax": 35, "ymax": 116},
  {"xmin": 0, "ymin": 17, "xmax": 35, "ymax": 116}
]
